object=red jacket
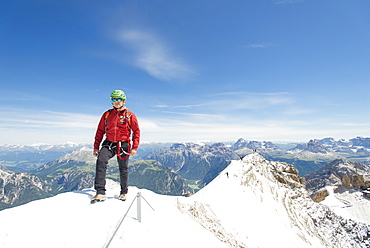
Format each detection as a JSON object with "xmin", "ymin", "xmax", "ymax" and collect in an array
[{"xmin": 94, "ymin": 108, "xmax": 140, "ymax": 151}]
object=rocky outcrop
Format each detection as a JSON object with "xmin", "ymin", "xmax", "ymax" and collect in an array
[
  {"xmin": 341, "ymin": 174, "xmax": 370, "ymax": 189},
  {"xmin": 271, "ymin": 161, "xmax": 306, "ymax": 188},
  {"xmin": 310, "ymin": 188, "xmax": 329, "ymax": 203}
]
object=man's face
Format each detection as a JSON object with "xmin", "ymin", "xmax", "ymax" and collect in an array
[{"xmin": 111, "ymin": 98, "xmax": 126, "ymax": 109}]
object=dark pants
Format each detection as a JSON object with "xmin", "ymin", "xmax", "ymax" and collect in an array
[{"xmin": 94, "ymin": 142, "xmax": 129, "ymax": 195}]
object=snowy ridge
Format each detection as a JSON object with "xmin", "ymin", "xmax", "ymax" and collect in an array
[{"xmin": 179, "ymin": 153, "xmax": 370, "ymax": 248}]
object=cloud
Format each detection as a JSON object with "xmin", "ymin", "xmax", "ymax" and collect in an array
[
  {"xmin": 245, "ymin": 43, "xmax": 276, "ymax": 49},
  {"xmin": 117, "ymin": 29, "xmax": 194, "ymax": 82},
  {"xmin": 205, "ymin": 91, "xmax": 294, "ymax": 111},
  {"xmin": 151, "ymin": 91, "xmax": 297, "ymax": 125},
  {"xmin": 246, "ymin": 44, "xmax": 269, "ymax": 48},
  {"xmin": 337, "ymin": 122, "xmax": 370, "ymax": 127},
  {"xmin": 213, "ymin": 92, "xmax": 293, "ymax": 110},
  {"xmin": 0, "ymin": 90, "xmax": 49, "ymax": 102},
  {"xmin": 274, "ymin": 0, "xmax": 304, "ymax": 5},
  {"xmin": 282, "ymin": 107, "xmax": 316, "ymax": 115},
  {"xmin": 161, "ymin": 111, "xmax": 220, "ymax": 119}
]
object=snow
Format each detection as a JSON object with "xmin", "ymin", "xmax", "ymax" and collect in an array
[
  {"xmin": 1, "ymin": 154, "xmax": 369, "ymax": 248},
  {"xmin": 321, "ymin": 186, "xmax": 370, "ymax": 225},
  {"xmin": 0, "ymin": 180, "xmax": 226, "ymax": 248}
]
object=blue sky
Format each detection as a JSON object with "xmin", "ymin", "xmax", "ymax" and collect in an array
[{"xmin": 1, "ymin": 0, "xmax": 370, "ymax": 145}]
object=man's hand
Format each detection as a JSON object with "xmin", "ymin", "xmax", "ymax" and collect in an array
[
  {"xmin": 93, "ymin": 149, "xmax": 99, "ymax": 157},
  {"xmin": 130, "ymin": 149, "xmax": 137, "ymax": 157}
]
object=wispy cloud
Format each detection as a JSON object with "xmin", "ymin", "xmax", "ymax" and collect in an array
[
  {"xmin": 274, "ymin": 0, "xmax": 304, "ymax": 5},
  {"xmin": 337, "ymin": 122, "xmax": 370, "ymax": 127},
  {"xmin": 151, "ymin": 92, "xmax": 295, "ymax": 121},
  {"xmin": 246, "ymin": 43, "xmax": 269, "ymax": 48},
  {"xmin": 116, "ymin": 29, "xmax": 194, "ymax": 82},
  {"xmin": 207, "ymin": 91, "xmax": 294, "ymax": 111},
  {"xmin": 150, "ymin": 91, "xmax": 298, "ymax": 131},
  {"xmin": 245, "ymin": 42, "xmax": 277, "ymax": 49},
  {"xmin": 282, "ymin": 107, "xmax": 316, "ymax": 115},
  {"xmin": 154, "ymin": 103, "xmax": 210, "ymax": 109},
  {"xmin": 161, "ymin": 111, "xmax": 219, "ymax": 118},
  {"xmin": 0, "ymin": 90, "xmax": 49, "ymax": 102}
]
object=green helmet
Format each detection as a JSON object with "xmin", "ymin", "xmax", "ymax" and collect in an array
[{"xmin": 110, "ymin": 90, "xmax": 126, "ymax": 100}]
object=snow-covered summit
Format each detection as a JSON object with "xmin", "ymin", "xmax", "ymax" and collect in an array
[{"xmin": 180, "ymin": 153, "xmax": 370, "ymax": 248}]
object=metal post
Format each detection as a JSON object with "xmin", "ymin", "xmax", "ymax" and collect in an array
[
  {"xmin": 103, "ymin": 191, "xmax": 155, "ymax": 248},
  {"xmin": 137, "ymin": 192, "xmax": 142, "ymax": 223},
  {"xmin": 103, "ymin": 195, "xmax": 137, "ymax": 248}
]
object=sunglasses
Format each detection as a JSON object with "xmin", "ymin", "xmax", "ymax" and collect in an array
[{"xmin": 111, "ymin": 98, "xmax": 124, "ymax": 102}]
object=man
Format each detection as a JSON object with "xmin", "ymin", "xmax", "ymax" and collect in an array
[{"xmin": 92, "ymin": 90, "xmax": 140, "ymax": 203}]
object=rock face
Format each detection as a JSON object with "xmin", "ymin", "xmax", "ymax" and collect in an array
[
  {"xmin": 310, "ymin": 188, "xmax": 330, "ymax": 203},
  {"xmin": 270, "ymin": 161, "xmax": 306, "ymax": 187},
  {"xmin": 341, "ymin": 174, "xmax": 370, "ymax": 189}
]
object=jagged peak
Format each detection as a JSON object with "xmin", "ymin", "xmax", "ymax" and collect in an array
[
  {"xmin": 200, "ymin": 153, "xmax": 305, "ymax": 194},
  {"xmin": 241, "ymin": 153, "xmax": 305, "ymax": 188}
]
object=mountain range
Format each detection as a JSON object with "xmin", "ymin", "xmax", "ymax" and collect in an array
[{"xmin": 2, "ymin": 136, "xmax": 370, "ymax": 211}]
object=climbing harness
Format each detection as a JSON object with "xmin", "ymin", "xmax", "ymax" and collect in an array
[{"xmin": 102, "ymin": 140, "xmax": 131, "ymax": 159}]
